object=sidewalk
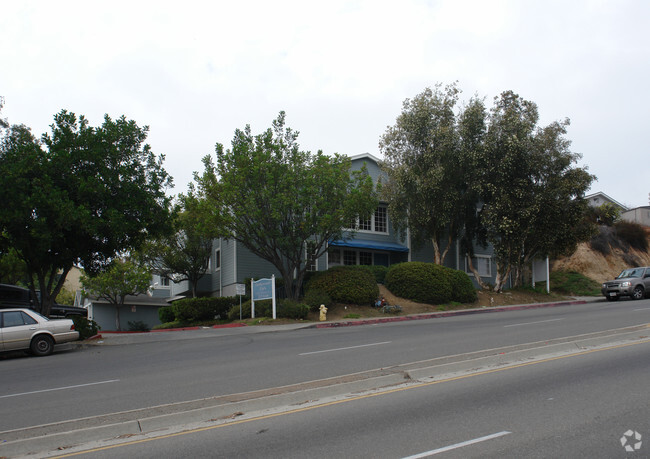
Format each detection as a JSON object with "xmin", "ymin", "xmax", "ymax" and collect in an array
[{"xmin": 83, "ymin": 296, "xmax": 604, "ymax": 346}]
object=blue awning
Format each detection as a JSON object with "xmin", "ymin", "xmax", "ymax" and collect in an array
[{"xmin": 329, "ymin": 239, "xmax": 409, "ymax": 253}]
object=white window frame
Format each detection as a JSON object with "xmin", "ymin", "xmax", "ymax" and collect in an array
[
  {"xmin": 305, "ymin": 241, "xmax": 318, "ymax": 272},
  {"xmin": 347, "ymin": 205, "xmax": 389, "ymax": 234},
  {"xmin": 215, "ymin": 248, "xmax": 221, "ymax": 271},
  {"xmin": 465, "ymin": 254, "xmax": 492, "ymax": 278}
]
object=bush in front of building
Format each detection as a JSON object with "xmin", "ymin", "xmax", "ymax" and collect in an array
[
  {"xmin": 128, "ymin": 320, "xmax": 150, "ymax": 332},
  {"xmin": 366, "ymin": 265, "xmax": 389, "ymax": 284},
  {"xmin": 447, "ymin": 269, "xmax": 478, "ymax": 303},
  {"xmin": 303, "ymin": 288, "xmax": 334, "ymax": 312},
  {"xmin": 226, "ymin": 298, "xmax": 309, "ymax": 320},
  {"xmin": 158, "ymin": 306, "xmax": 175, "ymax": 323},
  {"xmin": 71, "ymin": 315, "xmax": 101, "ymax": 340},
  {"xmin": 385, "ymin": 262, "xmax": 453, "ymax": 305},
  {"xmin": 172, "ymin": 297, "xmax": 239, "ymax": 323},
  {"xmin": 305, "ymin": 266, "xmax": 379, "ymax": 305}
]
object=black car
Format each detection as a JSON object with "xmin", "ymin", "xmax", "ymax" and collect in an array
[{"xmin": 0, "ymin": 284, "xmax": 88, "ymax": 319}]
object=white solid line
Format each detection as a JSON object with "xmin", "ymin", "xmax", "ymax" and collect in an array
[
  {"xmin": 402, "ymin": 431, "xmax": 512, "ymax": 458},
  {"xmin": 0, "ymin": 379, "xmax": 120, "ymax": 399},
  {"xmin": 299, "ymin": 341, "xmax": 391, "ymax": 356},
  {"xmin": 633, "ymin": 307, "xmax": 650, "ymax": 311},
  {"xmin": 503, "ymin": 318, "xmax": 563, "ymax": 328}
]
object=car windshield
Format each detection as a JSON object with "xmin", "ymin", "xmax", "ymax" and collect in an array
[{"xmin": 617, "ymin": 268, "xmax": 643, "ymax": 279}]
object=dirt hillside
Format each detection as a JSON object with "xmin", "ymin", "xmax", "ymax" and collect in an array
[{"xmin": 552, "ymin": 227, "xmax": 650, "ymax": 283}]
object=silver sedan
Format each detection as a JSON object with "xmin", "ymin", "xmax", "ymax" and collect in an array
[{"xmin": 0, "ymin": 308, "xmax": 79, "ymax": 356}]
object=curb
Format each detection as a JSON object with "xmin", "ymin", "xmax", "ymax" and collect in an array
[{"xmin": 309, "ymin": 299, "xmax": 591, "ymax": 328}]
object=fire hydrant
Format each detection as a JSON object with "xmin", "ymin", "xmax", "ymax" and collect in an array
[{"xmin": 319, "ymin": 304, "xmax": 328, "ymax": 321}]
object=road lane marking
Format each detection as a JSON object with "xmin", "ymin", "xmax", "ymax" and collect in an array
[
  {"xmin": 51, "ymin": 338, "xmax": 650, "ymax": 458},
  {"xmin": 0, "ymin": 379, "xmax": 120, "ymax": 399},
  {"xmin": 634, "ymin": 308, "xmax": 650, "ymax": 311},
  {"xmin": 298, "ymin": 341, "xmax": 391, "ymax": 355},
  {"xmin": 503, "ymin": 318, "xmax": 563, "ymax": 328},
  {"xmin": 401, "ymin": 431, "xmax": 512, "ymax": 458}
]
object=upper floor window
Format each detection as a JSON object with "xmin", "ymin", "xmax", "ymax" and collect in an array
[
  {"xmin": 349, "ymin": 205, "xmax": 388, "ymax": 234},
  {"xmin": 305, "ymin": 241, "xmax": 318, "ymax": 272},
  {"xmin": 215, "ymin": 249, "xmax": 221, "ymax": 271}
]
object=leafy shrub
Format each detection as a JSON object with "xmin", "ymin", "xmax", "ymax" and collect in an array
[
  {"xmin": 303, "ymin": 289, "xmax": 334, "ymax": 311},
  {"xmin": 615, "ymin": 221, "xmax": 648, "ymax": 252},
  {"xmin": 447, "ymin": 269, "xmax": 477, "ymax": 303},
  {"xmin": 128, "ymin": 320, "xmax": 150, "ymax": 332},
  {"xmin": 385, "ymin": 262, "xmax": 452, "ymax": 305},
  {"xmin": 277, "ymin": 299, "xmax": 309, "ymax": 320},
  {"xmin": 585, "ymin": 202, "xmax": 620, "ymax": 226},
  {"xmin": 368, "ymin": 265, "xmax": 389, "ymax": 283},
  {"xmin": 71, "ymin": 315, "xmax": 100, "ymax": 340},
  {"xmin": 305, "ymin": 266, "xmax": 379, "ymax": 305},
  {"xmin": 226, "ymin": 298, "xmax": 308, "ymax": 320},
  {"xmin": 158, "ymin": 306, "xmax": 175, "ymax": 323},
  {"xmin": 228, "ymin": 299, "xmax": 272, "ymax": 320},
  {"xmin": 172, "ymin": 297, "xmax": 239, "ymax": 323}
]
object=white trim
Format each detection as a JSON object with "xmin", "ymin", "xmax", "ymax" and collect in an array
[
  {"xmin": 348, "ymin": 152, "xmax": 382, "ymax": 163},
  {"xmin": 465, "ymin": 254, "xmax": 492, "ymax": 277}
]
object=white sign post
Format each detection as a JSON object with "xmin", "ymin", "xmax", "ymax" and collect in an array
[
  {"xmin": 235, "ymin": 283, "xmax": 246, "ymax": 320},
  {"xmin": 251, "ymin": 275, "xmax": 276, "ymax": 319}
]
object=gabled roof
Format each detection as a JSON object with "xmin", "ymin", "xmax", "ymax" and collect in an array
[
  {"xmin": 349, "ymin": 153, "xmax": 382, "ymax": 164},
  {"xmin": 585, "ymin": 192, "xmax": 629, "ymax": 211}
]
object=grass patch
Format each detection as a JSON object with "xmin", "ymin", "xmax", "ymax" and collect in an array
[
  {"xmin": 343, "ymin": 313, "xmax": 361, "ymax": 319},
  {"xmin": 550, "ymin": 270, "xmax": 601, "ymax": 296}
]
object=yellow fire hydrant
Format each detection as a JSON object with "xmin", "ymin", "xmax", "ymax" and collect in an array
[{"xmin": 319, "ymin": 304, "xmax": 328, "ymax": 321}]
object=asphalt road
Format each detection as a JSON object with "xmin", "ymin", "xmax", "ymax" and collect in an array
[
  {"xmin": 54, "ymin": 331, "xmax": 650, "ymax": 458},
  {"xmin": 1, "ymin": 298, "xmax": 649, "ymax": 434}
]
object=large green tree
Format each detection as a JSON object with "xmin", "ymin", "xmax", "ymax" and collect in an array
[
  {"xmin": 193, "ymin": 112, "xmax": 377, "ymax": 300},
  {"xmin": 380, "ymin": 84, "xmax": 483, "ymax": 265},
  {"xmin": 0, "ymin": 111, "xmax": 173, "ymax": 316},
  {"xmin": 81, "ymin": 259, "xmax": 152, "ymax": 331},
  {"xmin": 380, "ymin": 84, "xmax": 457, "ymax": 264},
  {"xmin": 141, "ymin": 196, "xmax": 214, "ymax": 298},
  {"xmin": 476, "ymin": 91, "xmax": 594, "ymax": 291}
]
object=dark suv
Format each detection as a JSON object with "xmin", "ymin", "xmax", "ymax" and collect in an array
[
  {"xmin": 0, "ymin": 284, "xmax": 88, "ymax": 319},
  {"xmin": 601, "ymin": 267, "xmax": 650, "ymax": 301}
]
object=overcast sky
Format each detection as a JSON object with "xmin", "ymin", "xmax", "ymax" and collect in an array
[{"xmin": 1, "ymin": 0, "xmax": 648, "ymax": 208}]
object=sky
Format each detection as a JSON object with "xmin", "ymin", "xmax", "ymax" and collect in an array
[{"xmin": 1, "ymin": 0, "xmax": 648, "ymax": 208}]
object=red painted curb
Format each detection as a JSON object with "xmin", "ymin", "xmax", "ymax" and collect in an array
[{"xmin": 212, "ymin": 323, "xmax": 247, "ymax": 329}]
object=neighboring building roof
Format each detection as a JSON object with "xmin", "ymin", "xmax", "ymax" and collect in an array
[
  {"xmin": 349, "ymin": 153, "xmax": 382, "ymax": 163},
  {"xmin": 84, "ymin": 294, "xmax": 169, "ymax": 307},
  {"xmin": 584, "ymin": 192, "xmax": 629, "ymax": 211}
]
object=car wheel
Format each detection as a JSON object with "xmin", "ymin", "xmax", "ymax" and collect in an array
[
  {"xmin": 606, "ymin": 295, "xmax": 619, "ymax": 301},
  {"xmin": 30, "ymin": 335, "xmax": 54, "ymax": 356},
  {"xmin": 632, "ymin": 286, "xmax": 645, "ymax": 300}
]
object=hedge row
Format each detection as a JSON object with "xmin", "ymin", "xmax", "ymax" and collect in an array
[
  {"xmin": 226, "ymin": 299, "xmax": 309, "ymax": 320},
  {"xmin": 305, "ymin": 266, "xmax": 379, "ymax": 305},
  {"xmin": 384, "ymin": 262, "xmax": 477, "ymax": 305},
  {"xmin": 159, "ymin": 296, "xmax": 239, "ymax": 324}
]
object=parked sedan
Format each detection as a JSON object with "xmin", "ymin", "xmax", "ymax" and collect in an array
[{"xmin": 0, "ymin": 308, "xmax": 79, "ymax": 356}]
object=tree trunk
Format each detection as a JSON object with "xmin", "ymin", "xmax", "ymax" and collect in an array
[
  {"xmin": 466, "ymin": 255, "xmax": 491, "ymax": 290},
  {"xmin": 493, "ymin": 262, "xmax": 511, "ymax": 292}
]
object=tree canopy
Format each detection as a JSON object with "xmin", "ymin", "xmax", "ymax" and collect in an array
[
  {"xmin": 192, "ymin": 112, "xmax": 377, "ymax": 300},
  {"xmin": 475, "ymin": 91, "xmax": 594, "ymax": 290},
  {"xmin": 381, "ymin": 85, "xmax": 594, "ymax": 291},
  {"xmin": 0, "ymin": 111, "xmax": 173, "ymax": 315},
  {"xmin": 380, "ymin": 83, "xmax": 483, "ymax": 265},
  {"xmin": 140, "ymin": 195, "xmax": 214, "ymax": 298},
  {"xmin": 81, "ymin": 259, "xmax": 152, "ymax": 331}
]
